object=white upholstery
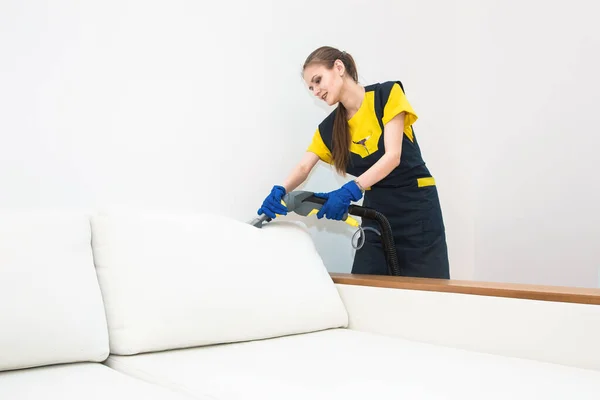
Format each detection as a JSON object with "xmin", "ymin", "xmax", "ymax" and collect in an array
[
  {"xmin": 335, "ymin": 283, "xmax": 600, "ymax": 371},
  {"xmin": 90, "ymin": 212, "xmax": 348, "ymax": 355},
  {"xmin": 4, "ymin": 208, "xmax": 597, "ymax": 399},
  {"xmin": 0, "ymin": 363, "xmax": 202, "ymax": 400},
  {"xmin": 106, "ymin": 329, "xmax": 600, "ymax": 400},
  {"xmin": 0, "ymin": 211, "xmax": 109, "ymax": 372}
]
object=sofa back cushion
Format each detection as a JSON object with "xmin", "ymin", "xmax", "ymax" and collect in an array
[
  {"xmin": 90, "ymin": 211, "xmax": 348, "ymax": 355},
  {"xmin": 0, "ymin": 211, "xmax": 109, "ymax": 372}
]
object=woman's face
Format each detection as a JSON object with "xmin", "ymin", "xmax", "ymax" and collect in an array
[{"xmin": 303, "ymin": 61, "xmax": 345, "ymax": 106}]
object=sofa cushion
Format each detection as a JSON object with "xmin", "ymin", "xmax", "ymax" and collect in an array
[
  {"xmin": 0, "ymin": 211, "xmax": 109, "ymax": 372},
  {"xmin": 106, "ymin": 329, "xmax": 600, "ymax": 400},
  {"xmin": 90, "ymin": 212, "xmax": 348, "ymax": 355},
  {"xmin": 0, "ymin": 363, "xmax": 202, "ymax": 400}
]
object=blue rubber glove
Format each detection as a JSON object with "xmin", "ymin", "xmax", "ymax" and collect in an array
[
  {"xmin": 257, "ymin": 185, "xmax": 287, "ymax": 219},
  {"xmin": 314, "ymin": 181, "xmax": 363, "ymax": 220}
]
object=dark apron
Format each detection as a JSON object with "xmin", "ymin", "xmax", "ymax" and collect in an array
[
  {"xmin": 352, "ymin": 180, "xmax": 450, "ymax": 279},
  {"xmin": 315, "ymin": 81, "xmax": 450, "ymax": 278}
]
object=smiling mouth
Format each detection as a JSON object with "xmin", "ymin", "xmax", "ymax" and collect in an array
[{"xmin": 321, "ymin": 93, "xmax": 328, "ymax": 101}]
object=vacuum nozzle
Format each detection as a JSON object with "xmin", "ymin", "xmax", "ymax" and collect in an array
[{"xmin": 247, "ymin": 213, "xmax": 270, "ymax": 228}]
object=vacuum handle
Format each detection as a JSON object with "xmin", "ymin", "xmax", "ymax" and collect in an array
[
  {"xmin": 303, "ymin": 195, "xmax": 361, "ymax": 226},
  {"xmin": 305, "ymin": 195, "xmax": 377, "ymax": 219}
]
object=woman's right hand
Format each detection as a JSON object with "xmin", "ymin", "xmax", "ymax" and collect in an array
[
  {"xmin": 257, "ymin": 185, "xmax": 288, "ymax": 219},
  {"xmin": 258, "ymin": 152, "xmax": 319, "ymax": 219}
]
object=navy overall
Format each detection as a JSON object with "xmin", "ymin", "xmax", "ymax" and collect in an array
[{"xmin": 317, "ymin": 81, "xmax": 450, "ymax": 279}]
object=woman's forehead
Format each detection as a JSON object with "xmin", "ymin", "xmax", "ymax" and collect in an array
[{"xmin": 303, "ymin": 64, "xmax": 328, "ymax": 82}]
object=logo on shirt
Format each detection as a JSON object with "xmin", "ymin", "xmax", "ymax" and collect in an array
[{"xmin": 352, "ymin": 135, "xmax": 371, "ymax": 154}]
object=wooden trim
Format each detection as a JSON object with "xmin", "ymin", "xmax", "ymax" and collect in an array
[{"xmin": 330, "ymin": 273, "xmax": 600, "ymax": 305}]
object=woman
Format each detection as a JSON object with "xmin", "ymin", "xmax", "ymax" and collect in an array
[{"xmin": 257, "ymin": 46, "xmax": 450, "ymax": 279}]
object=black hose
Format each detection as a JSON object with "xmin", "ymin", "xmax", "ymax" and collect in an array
[{"xmin": 306, "ymin": 195, "xmax": 401, "ymax": 276}]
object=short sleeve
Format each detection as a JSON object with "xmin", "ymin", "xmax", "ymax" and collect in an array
[
  {"xmin": 382, "ymin": 83, "xmax": 418, "ymax": 130},
  {"xmin": 306, "ymin": 128, "xmax": 333, "ymax": 164}
]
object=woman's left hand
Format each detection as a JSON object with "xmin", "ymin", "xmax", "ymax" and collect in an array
[{"xmin": 313, "ymin": 181, "xmax": 363, "ymax": 220}]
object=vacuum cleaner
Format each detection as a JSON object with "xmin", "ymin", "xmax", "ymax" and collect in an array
[{"xmin": 249, "ymin": 190, "xmax": 401, "ymax": 276}]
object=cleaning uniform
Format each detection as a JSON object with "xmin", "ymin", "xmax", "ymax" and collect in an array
[{"xmin": 307, "ymin": 81, "xmax": 450, "ymax": 278}]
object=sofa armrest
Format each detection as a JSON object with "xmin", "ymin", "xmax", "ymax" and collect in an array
[{"xmin": 331, "ymin": 273, "xmax": 600, "ymax": 371}]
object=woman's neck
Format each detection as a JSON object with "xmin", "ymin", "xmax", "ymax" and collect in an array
[{"xmin": 339, "ymin": 80, "xmax": 365, "ymax": 119}]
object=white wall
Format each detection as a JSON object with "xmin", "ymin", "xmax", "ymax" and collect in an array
[
  {"xmin": 2, "ymin": 1, "xmax": 597, "ymax": 287},
  {"xmin": 0, "ymin": 0, "xmax": 474, "ymax": 280},
  {"xmin": 469, "ymin": 0, "xmax": 600, "ymax": 288}
]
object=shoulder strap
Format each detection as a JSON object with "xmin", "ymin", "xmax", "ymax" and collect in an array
[
  {"xmin": 374, "ymin": 80, "xmax": 407, "ymax": 127},
  {"xmin": 376, "ymin": 80, "xmax": 405, "ymax": 109},
  {"xmin": 317, "ymin": 109, "xmax": 336, "ymax": 151}
]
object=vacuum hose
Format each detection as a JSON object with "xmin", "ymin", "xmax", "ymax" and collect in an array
[{"xmin": 306, "ymin": 195, "xmax": 402, "ymax": 276}]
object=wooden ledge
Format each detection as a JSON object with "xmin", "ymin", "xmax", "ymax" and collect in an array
[{"xmin": 330, "ymin": 273, "xmax": 600, "ymax": 305}]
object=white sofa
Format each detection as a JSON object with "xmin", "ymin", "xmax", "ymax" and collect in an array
[{"xmin": 1, "ymin": 210, "xmax": 600, "ymax": 399}]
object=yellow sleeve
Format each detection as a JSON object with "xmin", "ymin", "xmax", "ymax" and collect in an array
[
  {"xmin": 382, "ymin": 83, "xmax": 418, "ymax": 134},
  {"xmin": 306, "ymin": 128, "xmax": 333, "ymax": 164}
]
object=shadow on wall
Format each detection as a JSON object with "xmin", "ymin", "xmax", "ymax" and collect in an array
[{"xmin": 280, "ymin": 212, "xmax": 360, "ymax": 274}]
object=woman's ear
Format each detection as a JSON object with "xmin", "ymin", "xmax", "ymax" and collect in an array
[{"xmin": 334, "ymin": 59, "xmax": 345, "ymax": 76}]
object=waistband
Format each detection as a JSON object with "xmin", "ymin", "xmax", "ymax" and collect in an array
[{"xmin": 366, "ymin": 176, "xmax": 436, "ymax": 190}]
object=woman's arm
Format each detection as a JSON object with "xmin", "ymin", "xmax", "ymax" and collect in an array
[
  {"xmin": 282, "ymin": 109, "xmax": 405, "ymax": 198},
  {"xmin": 354, "ymin": 112, "xmax": 405, "ymax": 190},
  {"xmin": 282, "ymin": 151, "xmax": 320, "ymax": 192}
]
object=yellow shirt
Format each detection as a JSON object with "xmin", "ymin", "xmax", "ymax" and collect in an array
[{"xmin": 307, "ymin": 82, "xmax": 418, "ymax": 164}]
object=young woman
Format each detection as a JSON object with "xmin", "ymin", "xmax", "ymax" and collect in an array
[{"xmin": 257, "ymin": 46, "xmax": 450, "ymax": 279}]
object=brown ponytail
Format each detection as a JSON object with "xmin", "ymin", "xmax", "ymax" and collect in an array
[{"xmin": 303, "ymin": 46, "xmax": 359, "ymax": 175}]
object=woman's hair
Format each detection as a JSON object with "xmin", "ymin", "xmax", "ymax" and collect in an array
[{"xmin": 303, "ymin": 46, "xmax": 358, "ymax": 175}]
